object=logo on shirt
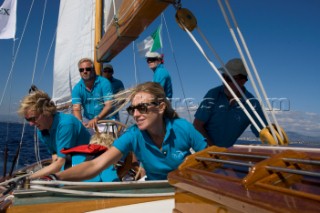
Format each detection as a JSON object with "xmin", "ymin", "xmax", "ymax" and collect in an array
[{"xmin": 171, "ymin": 150, "xmax": 184, "ymax": 160}]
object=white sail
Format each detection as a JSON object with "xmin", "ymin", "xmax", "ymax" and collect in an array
[{"xmin": 52, "ymin": 0, "xmax": 96, "ymax": 105}]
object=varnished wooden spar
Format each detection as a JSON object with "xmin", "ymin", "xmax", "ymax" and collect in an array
[
  {"xmin": 96, "ymin": 0, "xmax": 174, "ymax": 62},
  {"xmin": 168, "ymin": 146, "xmax": 320, "ymax": 213}
]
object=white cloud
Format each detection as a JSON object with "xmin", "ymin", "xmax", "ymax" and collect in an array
[
  {"xmin": 175, "ymin": 106, "xmax": 320, "ymax": 138},
  {"xmin": 271, "ymin": 111, "xmax": 320, "ymax": 137}
]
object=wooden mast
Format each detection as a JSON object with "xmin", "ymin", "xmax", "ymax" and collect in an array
[{"xmin": 94, "ymin": 0, "xmax": 103, "ymax": 75}]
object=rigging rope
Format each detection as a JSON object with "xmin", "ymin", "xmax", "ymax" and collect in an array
[
  {"xmin": 4, "ymin": 39, "xmax": 16, "ymax": 144},
  {"xmin": 31, "ymin": 0, "xmax": 47, "ymax": 84},
  {"xmin": 3, "ymin": 39, "xmax": 16, "ymax": 178},
  {"xmin": 222, "ymin": 0, "xmax": 284, "ymax": 142},
  {"xmin": 1, "ymin": 0, "xmax": 37, "ymax": 175},
  {"xmin": 196, "ymin": 27, "xmax": 266, "ymax": 129},
  {"xmin": 173, "ymin": 1, "xmax": 288, "ymax": 144},
  {"xmin": 39, "ymin": 22, "xmax": 57, "ymax": 84},
  {"xmin": 30, "ymin": 184, "xmax": 174, "ymax": 198},
  {"xmin": 162, "ymin": 13, "xmax": 192, "ymax": 121},
  {"xmin": 217, "ymin": 0, "xmax": 277, "ymax": 142},
  {"xmin": 132, "ymin": 41, "xmax": 139, "ymax": 85},
  {"xmin": 0, "ymin": 0, "xmax": 35, "ymax": 107},
  {"xmin": 181, "ymin": 24, "xmax": 262, "ymax": 132},
  {"xmin": 29, "ymin": 0, "xmax": 49, "ymax": 169}
]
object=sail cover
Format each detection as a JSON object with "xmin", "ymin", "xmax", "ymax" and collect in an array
[{"xmin": 52, "ymin": 0, "xmax": 96, "ymax": 106}]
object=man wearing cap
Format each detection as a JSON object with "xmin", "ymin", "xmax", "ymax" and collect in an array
[
  {"xmin": 145, "ymin": 51, "xmax": 173, "ymax": 99},
  {"xmin": 101, "ymin": 64, "xmax": 125, "ymax": 121},
  {"xmin": 72, "ymin": 58, "xmax": 114, "ymax": 131},
  {"xmin": 193, "ymin": 58, "xmax": 266, "ymax": 147}
]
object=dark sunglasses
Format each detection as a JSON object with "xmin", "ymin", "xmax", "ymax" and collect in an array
[
  {"xmin": 103, "ymin": 68, "xmax": 113, "ymax": 73},
  {"xmin": 224, "ymin": 75, "xmax": 247, "ymax": 83},
  {"xmin": 25, "ymin": 114, "xmax": 41, "ymax": 123},
  {"xmin": 146, "ymin": 58, "xmax": 158, "ymax": 63},
  {"xmin": 79, "ymin": 67, "xmax": 93, "ymax": 72},
  {"xmin": 126, "ymin": 102, "xmax": 159, "ymax": 116}
]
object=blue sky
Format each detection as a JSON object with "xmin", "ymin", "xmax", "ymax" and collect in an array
[{"xmin": 1, "ymin": 0, "xmax": 320, "ymax": 137}]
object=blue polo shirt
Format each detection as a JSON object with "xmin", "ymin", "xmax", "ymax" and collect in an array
[
  {"xmin": 72, "ymin": 76, "xmax": 113, "ymax": 120},
  {"xmin": 194, "ymin": 85, "xmax": 266, "ymax": 148},
  {"xmin": 153, "ymin": 64, "xmax": 173, "ymax": 99},
  {"xmin": 38, "ymin": 112, "xmax": 91, "ymax": 158},
  {"xmin": 108, "ymin": 77, "xmax": 125, "ymax": 120},
  {"xmin": 113, "ymin": 118, "xmax": 207, "ymax": 180},
  {"xmin": 108, "ymin": 77, "xmax": 124, "ymax": 94}
]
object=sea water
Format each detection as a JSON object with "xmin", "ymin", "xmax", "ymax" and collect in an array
[{"xmin": 0, "ymin": 122, "xmax": 50, "ymax": 174}]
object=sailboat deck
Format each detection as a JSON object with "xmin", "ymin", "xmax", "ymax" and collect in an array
[
  {"xmin": 168, "ymin": 146, "xmax": 320, "ymax": 213},
  {"xmin": 5, "ymin": 181, "xmax": 173, "ymax": 213}
]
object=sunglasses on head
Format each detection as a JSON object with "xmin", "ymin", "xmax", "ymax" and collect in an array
[
  {"xmin": 146, "ymin": 58, "xmax": 158, "ymax": 63},
  {"xmin": 126, "ymin": 102, "xmax": 159, "ymax": 116},
  {"xmin": 79, "ymin": 67, "xmax": 93, "ymax": 72}
]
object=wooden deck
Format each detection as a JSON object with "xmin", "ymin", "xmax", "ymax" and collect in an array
[{"xmin": 168, "ymin": 146, "xmax": 320, "ymax": 213}]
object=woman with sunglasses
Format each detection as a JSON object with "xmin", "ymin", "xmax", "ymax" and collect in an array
[
  {"xmin": 18, "ymin": 90, "xmax": 91, "ymax": 179},
  {"xmin": 52, "ymin": 82, "xmax": 207, "ymax": 181}
]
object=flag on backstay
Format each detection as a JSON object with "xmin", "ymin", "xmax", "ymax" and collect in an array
[
  {"xmin": 137, "ymin": 24, "xmax": 162, "ymax": 57},
  {"xmin": 0, "ymin": 0, "xmax": 17, "ymax": 39}
]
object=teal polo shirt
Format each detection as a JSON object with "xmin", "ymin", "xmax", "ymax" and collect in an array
[
  {"xmin": 113, "ymin": 118, "xmax": 207, "ymax": 180},
  {"xmin": 38, "ymin": 112, "xmax": 91, "ymax": 158},
  {"xmin": 108, "ymin": 77, "xmax": 124, "ymax": 120},
  {"xmin": 108, "ymin": 77, "xmax": 124, "ymax": 94},
  {"xmin": 194, "ymin": 85, "xmax": 266, "ymax": 148},
  {"xmin": 72, "ymin": 76, "xmax": 113, "ymax": 120},
  {"xmin": 153, "ymin": 64, "xmax": 173, "ymax": 99}
]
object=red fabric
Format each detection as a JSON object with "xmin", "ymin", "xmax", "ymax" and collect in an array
[{"xmin": 60, "ymin": 144, "xmax": 108, "ymax": 154}]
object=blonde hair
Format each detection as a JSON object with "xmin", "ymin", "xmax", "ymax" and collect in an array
[
  {"xmin": 89, "ymin": 132, "xmax": 115, "ymax": 148},
  {"xmin": 109, "ymin": 82, "xmax": 178, "ymax": 119},
  {"xmin": 18, "ymin": 90, "xmax": 56, "ymax": 117}
]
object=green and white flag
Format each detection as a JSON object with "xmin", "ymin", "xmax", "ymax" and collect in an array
[{"xmin": 137, "ymin": 25, "xmax": 162, "ymax": 57}]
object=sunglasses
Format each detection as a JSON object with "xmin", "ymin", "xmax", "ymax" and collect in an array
[
  {"xmin": 103, "ymin": 68, "xmax": 113, "ymax": 73},
  {"xmin": 25, "ymin": 114, "xmax": 41, "ymax": 123},
  {"xmin": 126, "ymin": 102, "xmax": 159, "ymax": 116},
  {"xmin": 146, "ymin": 58, "xmax": 158, "ymax": 63},
  {"xmin": 224, "ymin": 75, "xmax": 247, "ymax": 83},
  {"xmin": 79, "ymin": 67, "xmax": 93, "ymax": 72}
]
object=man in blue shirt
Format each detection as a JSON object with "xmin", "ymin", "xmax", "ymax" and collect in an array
[
  {"xmin": 193, "ymin": 58, "xmax": 266, "ymax": 148},
  {"xmin": 18, "ymin": 90, "xmax": 91, "ymax": 179},
  {"xmin": 101, "ymin": 64, "xmax": 125, "ymax": 121},
  {"xmin": 145, "ymin": 52, "xmax": 173, "ymax": 99},
  {"xmin": 72, "ymin": 58, "xmax": 114, "ymax": 130}
]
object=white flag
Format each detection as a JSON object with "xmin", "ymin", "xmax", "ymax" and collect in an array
[
  {"xmin": 137, "ymin": 25, "xmax": 162, "ymax": 57},
  {"xmin": 0, "ymin": 0, "xmax": 17, "ymax": 39}
]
